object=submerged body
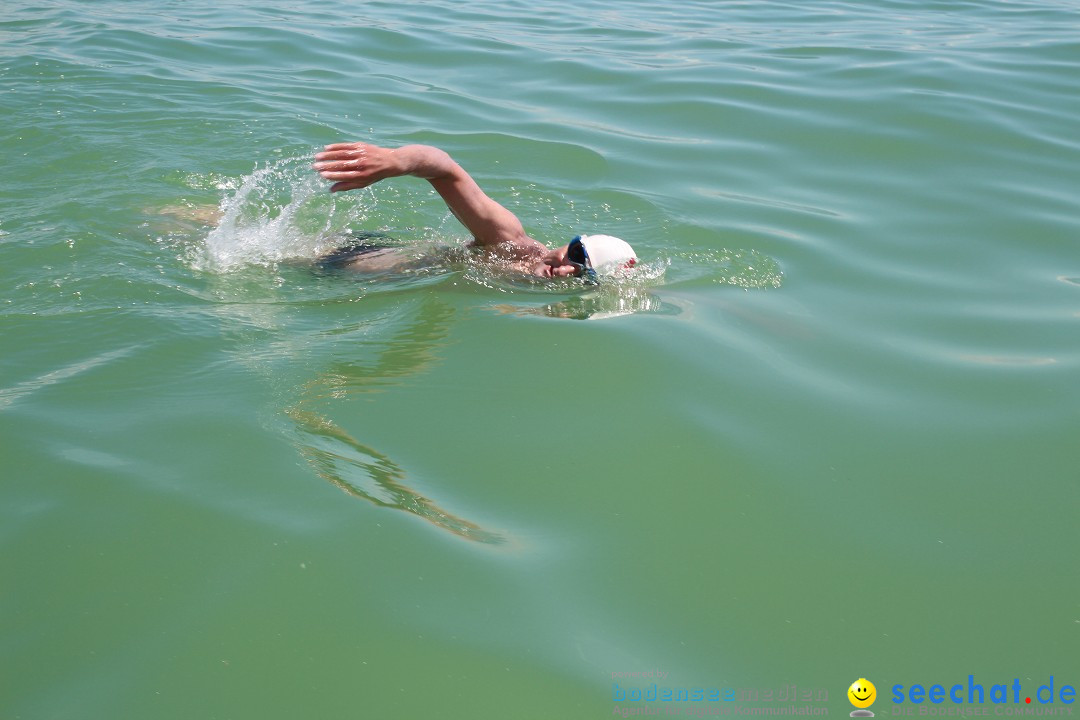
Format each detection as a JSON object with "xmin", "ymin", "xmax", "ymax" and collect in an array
[
  {"xmin": 313, "ymin": 233, "xmax": 528, "ymax": 278},
  {"xmin": 315, "ymin": 237, "xmax": 419, "ymax": 273}
]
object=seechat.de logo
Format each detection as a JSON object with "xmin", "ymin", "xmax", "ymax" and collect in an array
[{"xmin": 891, "ymin": 675, "xmax": 1076, "ymax": 716}]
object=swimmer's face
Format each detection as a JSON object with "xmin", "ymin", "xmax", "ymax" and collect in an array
[{"xmin": 533, "ymin": 244, "xmax": 583, "ymax": 279}]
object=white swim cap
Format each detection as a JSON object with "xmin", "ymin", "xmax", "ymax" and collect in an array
[{"xmin": 575, "ymin": 234, "xmax": 637, "ymax": 276}]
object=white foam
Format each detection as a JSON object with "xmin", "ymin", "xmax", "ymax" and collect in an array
[{"xmin": 195, "ymin": 155, "xmax": 361, "ymax": 273}]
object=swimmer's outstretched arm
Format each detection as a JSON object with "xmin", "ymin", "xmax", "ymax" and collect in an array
[{"xmin": 313, "ymin": 142, "xmax": 545, "ymax": 255}]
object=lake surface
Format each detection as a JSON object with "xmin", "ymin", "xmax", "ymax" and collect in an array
[{"xmin": 2, "ymin": 1, "xmax": 1078, "ymax": 717}]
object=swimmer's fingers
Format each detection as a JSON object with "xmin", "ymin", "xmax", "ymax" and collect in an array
[
  {"xmin": 312, "ymin": 160, "xmax": 366, "ymax": 173},
  {"xmin": 318, "ymin": 169, "xmax": 376, "ymax": 180},
  {"xmin": 313, "ymin": 153, "xmax": 367, "ymax": 168},
  {"xmin": 318, "ymin": 169, "xmax": 381, "ymax": 192},
  {"xmin": 314, "ymin": 153, "xmax": 365, "ymax": 167},
  {"xmin": 314, "ymin": 142, "xmax": 403, "ymax": 192},
  {"xmin": 328, "ymin": 181, "xmax": 370, "ymax": 193},
  {"xmin": 314, "ymin": 157, "xmax": 379, "ymax": 187},
  {"xmin": 317, "ymin": 142, "xmax": 369, "ymax": 156}
]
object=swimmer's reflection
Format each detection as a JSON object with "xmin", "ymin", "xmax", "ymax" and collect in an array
[
  {"xmin": 496, "ymin": 286, "xmax": 678, "ymax": 320},
  {"xmin": 287, "ymin": 295, "xmax": 505, "ymax": 544},
  {"xmin": 301, "ymin": 296, "xmax": 454, "ymax": 398},
  {"xmin": 288, "ymin": 408, "xmax": 504, "ymax": 544}
]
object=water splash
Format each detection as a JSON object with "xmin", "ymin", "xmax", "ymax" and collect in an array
[{"xmin": 193, "ymin": 155, "xmax": 360, "ymax": 272}]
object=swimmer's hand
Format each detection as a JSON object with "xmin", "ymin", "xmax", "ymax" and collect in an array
[
  {"xmin": 313, "ymin": 142, "xmax": 471, "ymax": 193},
  {"xmin": 313, "ymin": 142, "xmax": 410, "ymax": 193}
]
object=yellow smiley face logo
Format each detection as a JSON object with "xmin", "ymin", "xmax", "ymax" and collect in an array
[{"xmin": 848, "ymin": 678, "xmax": 877, "ymax": 709}]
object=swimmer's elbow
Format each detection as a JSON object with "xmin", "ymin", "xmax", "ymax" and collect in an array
[{"xmin": 397, "ymin": 145, "xmax": 459, "ymax": 180}]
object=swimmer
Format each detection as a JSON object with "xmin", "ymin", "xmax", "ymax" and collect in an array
[{"xmin": 312, "ymin": 142, "xmax": 637, "ymax": 281}]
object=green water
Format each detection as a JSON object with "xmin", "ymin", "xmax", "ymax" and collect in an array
[{"xmin": 2, "ymin": 1, "xmax": 1078, "ymax": 717}]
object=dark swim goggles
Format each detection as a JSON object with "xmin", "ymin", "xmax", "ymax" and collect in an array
[{"xmin": 567, "ymin": 236, "xmax": 598, "ymax": 284}]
